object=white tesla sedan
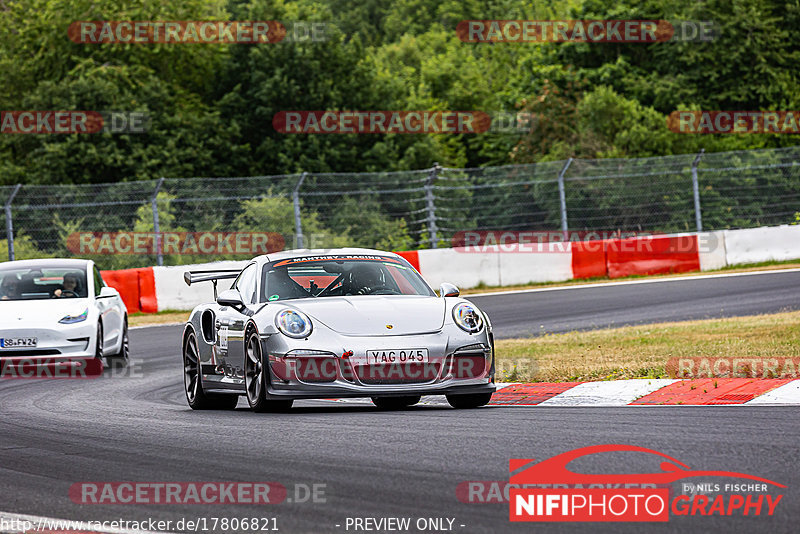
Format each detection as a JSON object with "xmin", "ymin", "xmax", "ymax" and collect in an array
[{"xmin": 0, "ymin": 259, "xmax": 128, "ymax": 374}]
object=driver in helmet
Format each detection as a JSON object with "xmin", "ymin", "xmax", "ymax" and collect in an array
[{"xmin": 349, "ymin": 263, "xmax": 384, "ymax": 295}]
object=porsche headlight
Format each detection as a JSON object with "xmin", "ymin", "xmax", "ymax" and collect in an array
[
  {"xmin": 276, "ymin": 309, "xmax": 312, "ymax": 338},
  {"xmin": 453, "ymin": 303, "xmax": 483, "ymax": 333},
  {"xmin": 59, "ymin": 309, "xmax": 88, "ymax": 324}
]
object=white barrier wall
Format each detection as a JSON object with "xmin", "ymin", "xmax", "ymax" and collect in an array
[
  {"xmin": 698, "ymin": 231, "xmax": 728, "ymax": 271},
  {"xmin": 417, "ymin": 243, "xmax": 573, "ymax": 289},
  {"xmin": 723, "ymin": 225, "xmax": 800, "ymax": 265},
  {"xmin": 153, "ymin": 260, "xmax": 248, "ymax": 311},
  {"xmin": 417, "ymin": 248, "xmax": 500, "ymax": 288},
  {"xmin": 498, "ymin": 247, "xmax": 573, "ymax": 285},
  {"xmin": 148, "ymin": 225, "xmax": 800, "ymax": 310}
]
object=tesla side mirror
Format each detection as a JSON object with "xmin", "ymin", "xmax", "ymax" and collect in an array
[
  {"xmin": 217, "ymin": 289, "xmax": 244, "ymax": 308},
  {"xmin": 439, "ymin": 282, "xmax": 459, "ymax": 298},
  {"xmin": 97, "ymin": 286, "xmax": 118, "ymax": 299}
]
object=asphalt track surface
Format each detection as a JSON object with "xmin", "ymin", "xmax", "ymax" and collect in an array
[{"xmin": 1, "ymin": 270, "xmax": 799, "ymax": 534}]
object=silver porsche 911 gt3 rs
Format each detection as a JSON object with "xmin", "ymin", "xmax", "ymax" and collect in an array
[{"xmin": 181, "ymin": 248, "xmax": 495, "ymax": 412}]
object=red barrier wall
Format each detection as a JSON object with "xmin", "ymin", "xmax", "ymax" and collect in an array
[
  {"xmin": 100, "ymin": 267, "xmax": 156, "ymax": 314},
  {"xmin": 571, "ymin": 241, "xmax": 607, "ymax": 279},
  {"xmin": 571, "ymin": 235, "xmax": 701, "ymax": 280},
  {"xmin": 100, "ymin": 268, "xmax": 139, "ymax": 313},
  {"xmin": 137, "ymin": 267, "xmax": 158, "ymax": 313},
  {"xmin": 396, "ymin": 250, "xmax": 421, "ymax": 272},
  {"xmin": 606, "ymin": 235, "xmax": 699, "ymax": 278}
]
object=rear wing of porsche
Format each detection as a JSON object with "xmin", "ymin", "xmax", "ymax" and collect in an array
[{"xmin": 183, "ymin": 269, "xmax": 240, "ymax": 299}]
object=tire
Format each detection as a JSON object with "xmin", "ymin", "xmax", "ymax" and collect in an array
[
  {"xmin": 244, "ymin": 327, "xmax": 293, "ymax": 413},
  {"xmin": 446, "ymin": 392, "xmax": 493, "ymax": 409},
  {"xmin": 106, "ymin": 317, "xmax": 129, "ymax": 368},
  {"xmin": 183, "ymin": 330, "xmax": 238, "ymax": 410},
  {"xmin": 371, "ymin": 395, "xmax": 421, "ymax": 410},
  {"xmin": 94, "ymin": 322, "xmax": 104, "ymax": 360}
]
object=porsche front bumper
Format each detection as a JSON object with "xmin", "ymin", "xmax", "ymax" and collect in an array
[{"xmin": 259, "ymin": 330, "xmax": 496, "ymax": 400}]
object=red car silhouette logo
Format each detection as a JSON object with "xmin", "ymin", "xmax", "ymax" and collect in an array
[{"xmin": 510, "ymin": 444, "xmax": 785, "ymax": 487}]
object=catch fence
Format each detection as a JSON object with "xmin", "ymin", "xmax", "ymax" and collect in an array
[{"xmin": 2, "ymin": 146, "xmax": 799, "ymax": 268}]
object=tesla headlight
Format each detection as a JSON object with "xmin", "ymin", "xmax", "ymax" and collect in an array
[
  {"xmin": 59, "ymin": 309, "xmax": 88, "ymax": 324},
  {"xmin": 453, "ymin": 303, "xmax": 483, "ymax": 333},
  {"xmin": 276, "ymin": 309, "xmax": 312, "ymax": 338}
]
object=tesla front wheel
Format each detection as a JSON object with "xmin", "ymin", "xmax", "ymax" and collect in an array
[
  {"xmin": 94, "ymin": 322, "xmax": 103, "ymax": 360},
  {"xmin": 106, "ymin": 318, "xmax": 129, "ymax": 368}
]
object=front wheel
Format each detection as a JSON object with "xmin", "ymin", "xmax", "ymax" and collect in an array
[
  {"xmin": 244, "ymin": 328, "xmax": 293, "ymax": 413},
  {"xmin": 183, "ymin": 330, "xmax": 238, "ymax": 410},
  {"xmin": 371, "ymin": 395, "xmax": 421, "ymax": 410},
  {"xmin": 446, "ymin": 392, "xmax": 493, "ymax": 409},
  {"xmin": 106, "ymin": 317, "xmax": 129, "ymax": 368},
  {"xmin": 94, "ymin": 322, "xmax": 104, "ymax": 360}
]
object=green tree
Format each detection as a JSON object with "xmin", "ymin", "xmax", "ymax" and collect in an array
[
  {"xmin": 325, "ymin": 196, "xmax": 414, "ymax": 250},
  {"xmin": 232, "ymin": 195, "xmax": 348, "ymax": 249}
]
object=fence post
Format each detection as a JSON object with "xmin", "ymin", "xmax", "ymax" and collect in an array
[
  {"xmin": 4, "ymin": 183, "xmax": 22, "ymax": 261},
  {"xmin": 293, "ymin": 172, "xmax": 307, "ymax": 249},
  {"xmin": 557, "ymin": 158, "xmax": 573, "ymax": 240},
  {"xmin": 152, "ymin": 177, "xmax": 165, "ymax": 266},
  {"xmin": 691, "ymin": 149, "xmax": 705, "ymax": 233},
  {"xmin": 425, "ymin": 164, "xmax": 440, "ymax": 249}
]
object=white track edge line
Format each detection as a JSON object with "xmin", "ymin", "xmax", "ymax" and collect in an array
[
  {"xmin": 465, "ymin": 267, "xmax": 800, "ymax": 298},
  {"xmin": 130, "ymin": 322, "xmax": 184, "ymax": 330}
]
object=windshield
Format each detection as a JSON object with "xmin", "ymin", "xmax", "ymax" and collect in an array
[
  {"xmin": 259, "ymin": 254, "xmax": 434, "ymax": 302},
  {"xmin": 0, "ymin": 265, "xmax": 89, "ymax": 301}
]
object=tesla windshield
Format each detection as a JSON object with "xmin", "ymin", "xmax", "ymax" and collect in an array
[
  {"xmin": 0, "ymin": 265, "xmax": 89, "ymax": 301},
  {"xmin": 259, "ymin": 255, "xmax": 435, "ymax": 302}
]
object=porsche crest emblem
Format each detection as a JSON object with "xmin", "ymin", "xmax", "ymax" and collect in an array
[{"xmin": 385, "ymin": 324, "xmax": 394, "ymax": 329}]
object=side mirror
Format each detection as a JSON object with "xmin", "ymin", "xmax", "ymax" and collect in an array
[
  {"xmin": 217, "ymin": 289, "xmax": 244, "ymax": 308},
  {"xmin": 439, "ymin": 282, "xmax": 459, "ymax": 298},
  {"xmin": 97, "ymin": 286, "xmax": 119, "ymax": 299}
]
